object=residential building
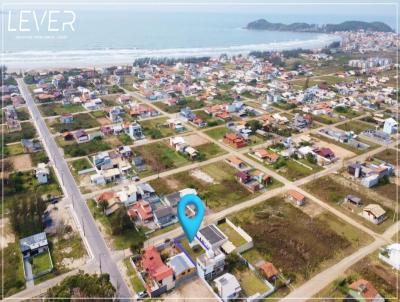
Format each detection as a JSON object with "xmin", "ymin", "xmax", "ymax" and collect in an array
[
  {"xmin": 141, "ymin": 246, "xmax": 175, "ymax": 296},
  {"xmin": 60, "ymin": 113, "xmax": 73, "ymax": 124},
  {"xmin": 223, "ymin": 133, "xmax": 247, "ymax": 148},
  {"xmin": 74, "ymin": 129, "xmax": 89, "ymax": 142},
  {"xmin": 379, "ymin": 243, "xmax": 400, "ymax": 270},
  {"xmin": 287, "ymin": 190, "xmax": 306, "ymax": 206},
  {"xmin": 128, "ymin": 200, "xmax": 153, "ymax": 223},
  {"xmin": 258, "ymin": 262, "xmax": 279, "ymax": 282},
  {"xmin": 197, "ymin": 224, "xmax": 228, "ymax": 251},
  {"xmin": 167, "ymin": 252, "xmax": 196, "ymax": 282},
  {"xmin": 346, "ymin": 279, "xmax": 384, "ymax": 302},
  {"xmin": 19, "ymin": 232, "xmax": 49, "ymax": 258},
  {"xmin": 214, "ymin": 273, "xmax": 241, "ymax": 302},
  {"xmin": 196, "ymin": 249, "xmax": 226, "ymax": 280},
  {"xmin": 35, "ymin": 163, "xmax": 50, "ymax": 184},
  {"xmin": 128, "ymin": 122, "xmax": 144, "ymax": 140},
  {"xmin": 362, "ymin": 204, "xmax": 386, "ymax": 225},
  {"xmin": 153, "ymin": 206, "xmax": 176, "ymax": 228},
  {"xmin": 383, "ymin": 117, "xmax": 398, "ymax": 134}
]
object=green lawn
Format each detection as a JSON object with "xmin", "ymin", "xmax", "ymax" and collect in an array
[
  {"xmin": 194, "ymin": 110, "xmax": 224, "ymax": 127},
  {"xmin": 269, "ymin": 157, "xmax": 323, "ymax": 181},
  {"xmin": 150, "ymin": 161, "xmax": 257, "ymax": 211},
  {"xmin": 62, "ymin": 137, "xmax": 111, "ymax": 157},
  {"xmin": 39, "ymin": 103, "xmax": 84, "ymax": 117},
  {"xmin": 312, "ymin": 114, "xmax": 341, "ymax": 125},
  {"xmin": 3, "ymin": 169, "xmax": 62, "ymax": 214},
  {"xmin": 0, "ymin": 243, "xmax": 26, "ymax": 298},
  {"xmin": 141, "ymin": 117, "xmax": 176, "ymax": 139},
  {"xmin": 204, "ymin": 127, "xmax": 228, "ymax": 140},
  {"xmin": 49, "ymin": 233, "xmax": 86, "ymax": 273},
  {"xmin": 87, "ymin": 200, "xmax": 145, "ymax": 250},
  {"xmin": 336, "ymin": 120, "xmax": 374, "ymax": 134},
  {"xmin": 218, "ymin": 222, "xmax": 247, "ymax": 247},
  {"xmin": 177, "ymin": 237, "xmax": 205, "ymax": 260},
  {"xmin": 153, "ymin": 97, "xmax": 205, "ymax": 113},
  {"xmin": 48, "ymin": 113, "xmax": 100, "ymax": 133},
  {"xmin": 134, "ymin": 141, "xmax": 190, "ymax": 175},
  {"xmin": 3, "ymin": 122, "xmax": 37, "ymax": 144},
  {"xmin": 70, "ymin": 158, "xmax": 92, "ymax": 172},
  {"xmin": 234, "ymin": 268, "xmax": 270, "ymax": 296},
  {"xmin": 123, "ymin": 258, "xmax": 145, "ymax": 293},
  {"xmin": 31, "ymin": 252, "xmax": 53, "ymax": 276},
  {"xmin": 4, "ymin": 143, "xmax": 24, "ymax": 156},
  {"xmin": 196, "ymin": 142, "xmax": 226, "ymax": 159},
  {"xmin": 302, "ymin": 175, "xmax": 396, "ymax": 233}
]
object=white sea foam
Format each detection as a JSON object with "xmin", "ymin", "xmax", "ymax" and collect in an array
[{"xmin": 2, "ymin": 34, "xmax": 339, "ymax": 71}]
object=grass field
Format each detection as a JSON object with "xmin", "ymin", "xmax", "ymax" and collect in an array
[
  {"xmin": 48, "ymin": 233, "xmax": 86, "ymax": 273},
  {"xmin": 268, "ymin": 157, "xmax": 324, "ymax": 181},
  {"xmin": 218, "ymin": 222, "xmax": 247, "ymax": 247},
  {"xmin": 336, "ymin": 120, "xmax": 374, "ymax": 134},
  {"xmin": 193, "ymin": 110, "xmax": 224, "ymax": 127},
  {"xmin": 62, "ymin": 138, "xmax": 112, "ymax": 157},
  {"xmin": 315, "ymin": 255, "xmax": 399, "ymax": 300},
  {"xmin": 123, "ymin": 258, "xmax": 145, "ymax": 293},
  {"xmin": 39, "ymin": 103, "xmax": 84, "ymax": 117},
  {"xmin": 311, "ymin": 114, "xmax": 341, "ymax": 125},
  {"xmin": 234, "ymin": 268, "xmax": 270, "ymax": 297},
  {"xmin": 204, "ymin": 127, "xmax": 229, "ymax": 140},
  {"xmin": 228, "ymin": 196, "xmax": 366, "ymax": 284},
  {"xmin": 0, "ymin": 243, "xmax": 26, "ymax": 298},
  {"xmin": 87, "ymin": 200, "xmax": 145, "ymax": 250},
  {"xmin": 70, "ymin": 158, "xmax": 92, "ymax": 171},
  {"xmin": 48, "ymin": 113, "xmax": 100, "ymax": 133},
  {"xmin": 153, "ymin": 97, "xmax": 205, "ymax": 113},
  {"xmin": 3, "ymin": 169, "xmax": 62, "ymax": 214},
  {"xmin": 3, "ymin": 122, "xmax": 37, "ymax": 144},
  {"xmin": 196, "ymin": 142, "xmax": 226, "ymax": 159},
  {"xmin": 140, "ymin": 117, "xmax": 176, "ymax": 139},
  {"xmin": 134, "ymin": 141, "xmax": 189, "ymax": 175},
  {"xmin": 4, "ymin": 143, "xmax": 24, "ymax": 156},
  {"xmin": 31, "ymin": 252, "xmax": 53, "ymax": 276},
  {"xmin": 374, "ymin": 148, "xmax": 398, "ymax": 166},
  {"xmin": 302, "ymin": 175, "xmax": 395, "ymax": 233},
  {"xmin": 149, "ymin": 161, "xmax": 256, "ymax": 211}
]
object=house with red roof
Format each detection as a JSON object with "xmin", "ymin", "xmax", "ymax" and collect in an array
[
  {"xmin": 128, "ymin": 200, "xmax": 154, "ymax": 223},
  {"xmin": 347, "ymin": 279, "xmax": 384, "ymax": 302},
  {"xmin": 141, "ymin": 246, "xmax": 175, "ymax": 296},
  {"xmin": 223, "ymin": 133, "xmax": 247, "ymax": 148}
]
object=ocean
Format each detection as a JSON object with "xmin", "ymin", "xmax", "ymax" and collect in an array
[{"xmin": 1, "ymin": 6, "xmax": 396, "ymax": 70}]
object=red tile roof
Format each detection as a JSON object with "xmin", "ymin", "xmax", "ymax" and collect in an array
[
  {"xmin": 141, "ymin": 246, "xmax": 173, "ymax": 282},
  {"xmin": 349, "ymin": 279, "xmax": 379, "ymax": 302}
]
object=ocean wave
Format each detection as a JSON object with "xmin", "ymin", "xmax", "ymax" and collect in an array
[{"xmin": 2, "ymin": 34, "xmax": 340, "ymax": 70}]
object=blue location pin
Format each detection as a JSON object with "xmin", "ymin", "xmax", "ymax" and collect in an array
[{"xmin": 177, "ymin": 194, "xmax": 205, "ymax": 243}]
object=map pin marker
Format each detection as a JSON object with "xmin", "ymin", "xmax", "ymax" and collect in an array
[{"xmin": 177, "ymin": 194, "xmax": 205, "ymax": 243}]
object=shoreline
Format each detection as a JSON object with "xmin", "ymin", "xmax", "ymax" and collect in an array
[{"xmin": 3, "ymin": 34, "xmax": 340, "ymax": 72}]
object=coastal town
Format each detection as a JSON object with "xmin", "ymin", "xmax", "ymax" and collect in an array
[{"xmin": 1, "ymin": 27, "xmax": 399, "ymax": 301}]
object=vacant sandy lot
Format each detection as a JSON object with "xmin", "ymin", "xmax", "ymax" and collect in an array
[
  {"xmin": 10, "ymin": 154, "xmax": 33, "ymax": 171},
  {"xmin": 161, "ymin": 277, "xmax": 218, "ymax": 301},
  {"xmin": 184, "ymin": 133, "xmax": 210, "ymax": 147},
  {"xmin": 96, "ymin": 117, "xmax": 111, "ymax": 126}
]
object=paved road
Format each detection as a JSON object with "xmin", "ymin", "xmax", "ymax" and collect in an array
[{"xmin": 17, "ymin": 79, "xmax": 133, "ymax": 299}]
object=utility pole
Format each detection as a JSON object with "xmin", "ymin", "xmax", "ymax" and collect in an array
[
  {"xmin": 99, "ymin": 253, "xmax": 102, "ymax": 274},
  {"xmin": 81, "ymin": 216, "xmax": 85, "ymax": 236}
]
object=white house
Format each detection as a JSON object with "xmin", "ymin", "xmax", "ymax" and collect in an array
[
  {"xmin": 383, "ymin": 117, "xmax": 398, "ymax": 134},
  {"xmin": 362, "ymin": 204, "xmax": 386, "ymax": 225},
  {"xmin": 116, "ymin": 184, "xmax": 139, "ymax": 207},
  {"xmin": 214, "ymin": 273, "xmax": 241, "ymax": 302},
  {"xmin": 379, "ymin": 243, "xmax": 400, "ymax": 270},
  {"xmin": 196, "ymin": 249, "xmax": 225, "ymax": 280},
  {"xmin": 35, "ymin": 163, "xmax": 50, "ymax": 184}
]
